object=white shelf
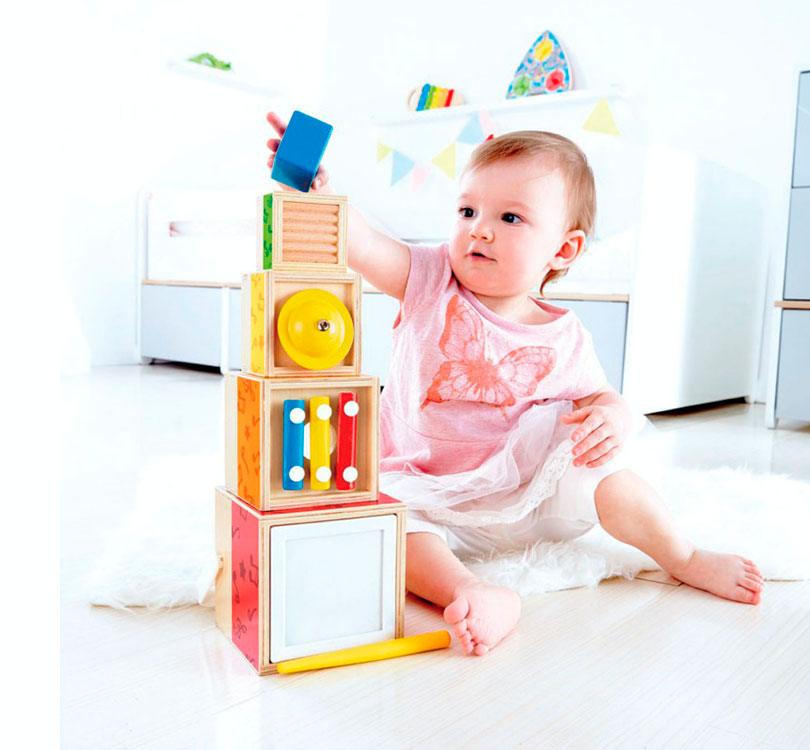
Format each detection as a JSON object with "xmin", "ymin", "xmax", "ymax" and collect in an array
[
  {"xmin": 166, "ymin": 60, "xmax": 282, "ymax": 98},
  {"xmin": 373, "ymin": 87, "xmax": 627, "ymax": 126}
]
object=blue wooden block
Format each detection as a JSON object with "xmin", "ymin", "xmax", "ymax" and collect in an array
[
  {"xmin": 271, "ymin": 110, "xmax": 334, "ymax": 192},
  {"xmin": 282, "ymin": 399, "xmax": 306, "ymax": 490}
]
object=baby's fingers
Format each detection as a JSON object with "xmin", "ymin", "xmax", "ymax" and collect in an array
[
  {"xmin": 570, "ymin": 413, "xmax": 604, "ymax": 444},
  {"xmin": 311, "ymin": 165, "xmax": 330, "ymax": 191},
  {"xmin": 572, "ymin": 424, "xmax": 610, "ymax": 460},
  {"xmin": 585, "ymin": 445, "xmax": 619, "ymax": 469},
  {"xmin": 266, "ymin": 111, "xmax": 287, "ymax": 137},
  {"xmin": 560, "ymin": 408, "xmax": 589, "ymax": 424},
  {"xmin": 576, "ymin": 438, "xmax": 617, "ymax": 467}
]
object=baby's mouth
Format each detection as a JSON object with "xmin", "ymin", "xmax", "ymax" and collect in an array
[{"xmin": 469, "ymin": 250, "xmax": 494, "ymax": 261}]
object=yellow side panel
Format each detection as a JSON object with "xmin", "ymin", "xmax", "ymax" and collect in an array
[{"xmin": 250, "ymin": 273, "xmax": 266, "ymax": 375}]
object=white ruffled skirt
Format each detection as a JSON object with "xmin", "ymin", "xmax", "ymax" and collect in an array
[{"xmin": 380, "ymin": 401, "xmax": 655, "ymax": 528}]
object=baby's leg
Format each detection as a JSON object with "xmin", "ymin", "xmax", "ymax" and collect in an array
[
  {"xmin": 594, "ymin": 470, "xmax": 764, "ymax": 604},
  {"xmin": 407, "ymin": 532, "xmax": 521, "ymax": 655}
]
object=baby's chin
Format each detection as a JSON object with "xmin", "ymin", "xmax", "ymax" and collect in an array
[
  {"xmin": 449, "ymin": 253, "xmax": 538, "ymax": 298},
  {"xmin": 453, "ymin": 271, "xmax": 526, "ymax": 299}
]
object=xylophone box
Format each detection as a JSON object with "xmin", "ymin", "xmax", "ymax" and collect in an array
[{"xmin": 224, "ymin": 371, "xmax": 379, "ymax": 511}]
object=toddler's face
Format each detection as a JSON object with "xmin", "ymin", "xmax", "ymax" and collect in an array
[{"xmin": 449, "ymin": 157, "xmax": 577, "ymax": 298}]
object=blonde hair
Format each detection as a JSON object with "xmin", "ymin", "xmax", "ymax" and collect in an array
[{"xmin": 464, "ymin": 131, "xmax": 596, "ymax": 295}]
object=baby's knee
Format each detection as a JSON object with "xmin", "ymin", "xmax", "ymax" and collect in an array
[
  {"xmin": 594, "ymin": 468, "xmax": 639, "ymax": 509},
  {"xmin": 594, "ymin": 468, "xmax": 656, "ymax": 520}
]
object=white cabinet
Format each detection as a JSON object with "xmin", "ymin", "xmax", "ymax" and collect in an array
[
  {"xmin": 767, "ymin": 70, "xmax": 810, "ymax": 427},
  {"xmin": 139, "ymin": 282, "xmax": 241, "ymax": 371},
  {"xmin": 784, "ymin": 188, "xmax": 810, "ymax": 299},
  {"xmin": 561, "ymin": 298, "xmax": 627, "ymax": 391},
  {"xmin": 793, "ymin": 72, "xmax": 810, "ymax": 188},
  {"xmin": 776, "ymin": 311, "xmax": 810, "ymax": 422},
  {"xmin": 360, "ymin": 292, "xmax": 399, "ymax": 385}
]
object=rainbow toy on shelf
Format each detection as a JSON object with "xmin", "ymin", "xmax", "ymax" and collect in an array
[
  {"xmin": 506, "ymin": 30, "xmax": 572, "ymax": 99},
  {"xmin": 215, "ymin": 114, "xmax": 413, "ymax": 674},
  {"xmin": 407, "ymin": 83, "xmax": 465, "ymax": 111}
]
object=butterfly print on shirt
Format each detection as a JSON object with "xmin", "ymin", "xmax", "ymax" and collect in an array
[{"xmin": 421, "ymin": 294, "xmax": 556, "ymax": 410}]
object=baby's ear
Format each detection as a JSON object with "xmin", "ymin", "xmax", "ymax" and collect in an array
[{"xmin": 549, "ymin": 230, "xmax": 586, "ymax": 270}]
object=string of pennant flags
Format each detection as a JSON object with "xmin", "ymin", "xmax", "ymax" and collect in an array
[{"xmin": 377, "ymin": 97, "xmax": 621, "ymax": 189}]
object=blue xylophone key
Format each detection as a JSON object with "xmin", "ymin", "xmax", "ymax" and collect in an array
[{"xmin": 283, "ymin": 399, "xmax": 306, "ymax": 490}]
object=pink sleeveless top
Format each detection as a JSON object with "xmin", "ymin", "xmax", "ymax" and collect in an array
[{"xmin": 379, "ymin": 243, "xmax": 608, "ymax": 480}]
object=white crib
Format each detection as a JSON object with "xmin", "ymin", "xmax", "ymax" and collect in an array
[{"xmin": 137, "ymin": 188, "xmax": 255, "ymax": 372}]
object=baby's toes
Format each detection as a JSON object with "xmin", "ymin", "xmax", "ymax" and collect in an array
[
  {"xmin": 745, "ymin": 568, "xmax": 763, "ymax": 581},
  {"xmin": 742, "ymin": 557, "xmax": 761, "ymax": 575},
  {"xmin": 450, "ymin": 619, "xmax": 468, "ymax": 639},
  {"xmin": 444, "ymin": 595, "xmax": 471, "ymax": 627},
  {"xmin": 744, "ymin": 566, "xmax": 763, "ymax": 583},
  {"xmin": 473, "ymin": 643, "xmax": 490, "ymax": 656},
  {"xmin": 744, "ymin": 575, "xmax": 763, "ymax": 592},
  {"xmin": 744, "ymin": 570, "xmax": 763, "ymax": 584},
  {"xmin": 459, "ymin": 632, "xmax": 474, "ymax": 654},
  {"xmin": 735, "ymin": 585, "xmax": 760, "ymax": 604}
]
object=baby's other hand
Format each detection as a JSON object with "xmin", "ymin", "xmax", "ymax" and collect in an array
[
  {"xmin": 266, "ymin": 112, "xmax": 332, "ymax": 193},
  {"xmin": 560, "ymin": 404, "xmax": 628, "ymax": 468}
]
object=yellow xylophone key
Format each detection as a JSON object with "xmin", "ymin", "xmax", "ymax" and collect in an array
[{"xmin": 309, "ymin": 396, "xmax": 332, "ymax": 490}]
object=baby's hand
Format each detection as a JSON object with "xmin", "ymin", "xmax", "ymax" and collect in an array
[
  {"xmin": 560, "ymin": 404, "xmax": 628, "ymax": 468},
  {"xmin": 266, "ymin": 112, "xmax": 332, "ymax": 193}
]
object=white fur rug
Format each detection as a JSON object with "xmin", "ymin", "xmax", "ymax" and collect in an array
[{"xmin": 86, "ymin": 454, "xmax": 810, "ymax": 609}]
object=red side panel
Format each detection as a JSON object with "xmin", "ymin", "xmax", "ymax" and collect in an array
[{"xmin": 231, "ymin": 500, "xmax": 260, "ymax": 671}]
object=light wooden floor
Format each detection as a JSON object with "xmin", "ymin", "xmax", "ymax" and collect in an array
[{"xmin": 61, "ymin": 365, "xmax": 810, "ymax": 749}]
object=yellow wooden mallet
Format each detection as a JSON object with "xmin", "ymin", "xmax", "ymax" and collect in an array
[{"xmin": 276, "ymin": 629, "xmax": 452, "ymax": 674}]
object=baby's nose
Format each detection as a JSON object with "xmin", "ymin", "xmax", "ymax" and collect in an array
[{"xmin": 470, "ymin": 221, "xmax": 493, "ymax": 241}]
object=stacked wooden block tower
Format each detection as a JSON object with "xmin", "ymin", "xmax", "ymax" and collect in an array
[{"xmin": 214, "ymin": 122, "xmax": 406, "ymax": 673}]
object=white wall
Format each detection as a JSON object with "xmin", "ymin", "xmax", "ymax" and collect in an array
[
  {"xmin": 61, "ymin": 0, "xmax": 328, "ymax": 368},
  {"xmin": 316, "ymin": 0, "xmax": 810, "ymax": 401}
]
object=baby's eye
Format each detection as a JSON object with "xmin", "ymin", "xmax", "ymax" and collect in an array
[
  {"xmin": 458, "ymin": 207, "xmax": 475, "ymax": 219},
  {"xmin": 502, "ymin": 213, "xmax": 522, "ymax": 224}
]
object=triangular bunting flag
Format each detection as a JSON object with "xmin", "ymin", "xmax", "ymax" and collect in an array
[
  {"xmin": 411, "ymin": 163, "xmax": 430, "ymax": 191},
  {"xmin": 478, "ymin": 110, "xmax": 497, "ymax": 141},
  {"xmin": 457, "ymin": 114, "xmax": 483, "ymax": 144},
  {"xmin": 432, "ymin": 143, "xmax": 456, "ymax": 179},
  {"xmin": 582, "ymin": 99, "xmax": 620, "ymax": 136},
  {"xmin": 391, "ymin": 151, "xmax": 415, "ymax": 185},
  {"xmin": 377, "ymin": 142, "xmax": 393, "ymax": 161}
]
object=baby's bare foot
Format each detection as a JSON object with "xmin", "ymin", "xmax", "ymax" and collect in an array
[
  {"xmin": 669, "ymin": 549, "xmax": 764, "ymax": 605},
  {"xmin": 443, "ymin": 582, "xmax": 521, "ymax": 656}
]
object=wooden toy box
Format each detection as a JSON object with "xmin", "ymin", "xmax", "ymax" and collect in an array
[
  {"xmin": 215, "ymin": 487, "xmax": 406, "ymax": 675},
  {"xmin": 224, "ymin": 371, "xmax": 379, "ymax": 510},
  {"xmin": 242, "ymin": 268, "xmax": 361, "ymax": 377},
  {"xmin": 258, "ymin": 192, "xmax": 347, "ymax": 272}
]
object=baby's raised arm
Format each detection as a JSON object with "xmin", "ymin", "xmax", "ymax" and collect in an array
[{"xmin": 266, "ymin": 112, "xmax": 410, "ymax": 301}]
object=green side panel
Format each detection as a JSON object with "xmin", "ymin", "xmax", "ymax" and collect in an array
[{"xmin": 262, "ymin": 194, "xmax": 273, "ymax": 269}]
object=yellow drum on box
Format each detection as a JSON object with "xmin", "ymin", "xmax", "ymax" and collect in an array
[
  {"xmin": 242, "ymin": 269, "xmax": 361, "ymax": 378},
  {"xmin": 276, "ymin": 288, "xmax": 354, "ymax": 371}
]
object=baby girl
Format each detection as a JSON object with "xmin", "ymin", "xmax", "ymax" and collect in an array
[{"xmin": 266, "ymin": 113, "xmax": 763, "ymax": 656}]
